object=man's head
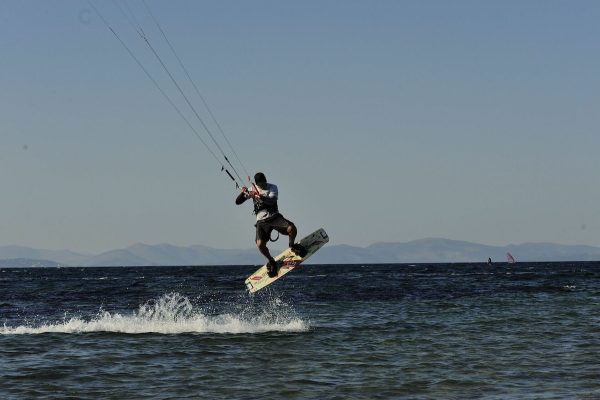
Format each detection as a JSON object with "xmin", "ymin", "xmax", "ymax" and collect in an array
[{"xmin": 254, "ymin": 172, "xmax": 267, "ymax": 189}]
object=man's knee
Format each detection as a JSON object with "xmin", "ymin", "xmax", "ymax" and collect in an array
[
  {"xmin": 256, "ymin": 240, "xmax": 266, "ymax": 249},
  {"xmin": 287, "ymin": 222, "xmax": 297, "ymax": 234}
]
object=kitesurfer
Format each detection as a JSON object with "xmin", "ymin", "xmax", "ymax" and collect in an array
[{"xmin": 236, "ymin": 172, "xmax": 307, "ymax": 277}]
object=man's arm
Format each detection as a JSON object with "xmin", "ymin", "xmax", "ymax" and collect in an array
[{"xmin": 235, "ymin": 188, "xmax": 251, "ymax": 205}]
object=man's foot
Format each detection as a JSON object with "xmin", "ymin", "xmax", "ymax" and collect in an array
[
  {"xmin": 267, "ymin": 260, "xmax": 279, "ymax": 278},
  {"xmin": 290, "ymin": 243, "xmax": 308, "ymax": 258}
]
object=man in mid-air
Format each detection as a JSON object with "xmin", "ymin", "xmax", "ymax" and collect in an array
[{"xmin": 236, "ymin": 172, "xmax": 307, "ymax": 277}]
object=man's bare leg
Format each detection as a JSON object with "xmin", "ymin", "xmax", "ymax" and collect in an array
[
  {"xmin": 287, "ymin": 223, "xmax": 307, "ymax": 257},
  {"xmin": 257, "ymin": 239, "xmax": 278, "ymax": 277},
  {"xmin": 257, "ymin": 239, "xmax": 275, "ymax": 264},
  {"xmin": 286, "ymin": 223, "xmax": 297, "ymax": 247}
]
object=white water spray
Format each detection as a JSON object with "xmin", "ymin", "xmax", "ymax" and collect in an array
[{"xmin": 1, "ymin": 293, "xmax": 308, "ymax": 335}]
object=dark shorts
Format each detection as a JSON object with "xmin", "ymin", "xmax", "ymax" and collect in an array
[{"xmin": 255, "ymin": 213, "xmax": 293, "ymax": 242}]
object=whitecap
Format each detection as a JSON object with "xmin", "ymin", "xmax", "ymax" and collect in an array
[{"xmin": 1, "ymin": 293, "xmax": 308, "ymax": 335}]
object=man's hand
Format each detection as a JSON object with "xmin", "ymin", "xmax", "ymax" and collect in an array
[{"xmin": 242, "ymin": 186, "xmax": 259, "ymax": 198}]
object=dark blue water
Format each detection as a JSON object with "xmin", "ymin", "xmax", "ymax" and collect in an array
[{"xmin": 2, "ymin": 263, "xmax": 600, "ymax": 399}]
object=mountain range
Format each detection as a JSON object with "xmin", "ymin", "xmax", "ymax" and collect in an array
[{"xmin": 1, "ymin": 238, "xmax": 599, "ymax": 267}]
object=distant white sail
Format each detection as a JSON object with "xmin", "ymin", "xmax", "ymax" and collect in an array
[{"xmin": 506, "ymin": 252, "xmax": 516, "ymax": 264}]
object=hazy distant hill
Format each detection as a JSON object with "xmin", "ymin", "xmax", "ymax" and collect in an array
[
  {"xmin": 80, "ymin": 243, "xmax": 262, "ymax": 267},
  {"xmin": 0, "ymin": 258, "xmax": 63, "ymax": 268},
  {"xmin": 1, "ymin": 239, "xmax": 599, "ymax": 267},
  {"xmin": 0, "ymin": 246, "xmax": 89, "ymax": 265},
  {"xmin": 312, "ymin": 238, "xmax": 600, "ymax": 264}
]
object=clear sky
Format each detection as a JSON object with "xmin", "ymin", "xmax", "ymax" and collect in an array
[{"xmin": 1, "ymin": 0, "xmax": 599, "ymax": 253}]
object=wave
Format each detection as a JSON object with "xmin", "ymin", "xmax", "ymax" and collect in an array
[{"xmin": 1, "ymin": 293, "xmax": 308, "ymax": 335}]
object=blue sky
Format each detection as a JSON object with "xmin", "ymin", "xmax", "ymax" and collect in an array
[{"xmin": 1, "ymin": 0, "xmax": 599, "ymax": 253}]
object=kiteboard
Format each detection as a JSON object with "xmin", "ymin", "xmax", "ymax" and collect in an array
[{"xmin": 245, "ymin": 228, "xmax": 329, "ymax": 293}]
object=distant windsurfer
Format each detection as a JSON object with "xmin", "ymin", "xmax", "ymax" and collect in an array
[{"xmin": 236, "ymin": 172, "xmax": 307, "ymax": 277}]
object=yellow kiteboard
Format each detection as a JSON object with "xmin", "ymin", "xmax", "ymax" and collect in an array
[{"xmin": 245, "ymin": 228, "xmax": 329, "ymax": 293}]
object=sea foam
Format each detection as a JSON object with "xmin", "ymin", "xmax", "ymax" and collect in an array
[{"xmin": 1, "ymin": 292, "xmax": 309, "ymax": 335}]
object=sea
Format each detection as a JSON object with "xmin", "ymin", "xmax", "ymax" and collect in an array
[{"xmin": 1, "ymin": 262, "xmax": 599, "ymax": 399}]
